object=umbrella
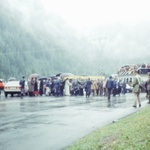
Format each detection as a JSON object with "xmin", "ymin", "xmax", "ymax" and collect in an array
[
  {"xmin": 49, "ymin": 75, "xmax": 57, "ymax": 79},
  {"xmin": 60, "ymin": 73, "xmax": 74, "ymax": 78},
  {"xmin": 29, "ymin": 73, "xmax": 40, "ymax": 79},
  {"xmin": 56, "ymin": 73, "xmax": 62, "ymax": 77},
  {"xmin": 38, "ymin": 76, "xmax": 47, "ymax": 80}
]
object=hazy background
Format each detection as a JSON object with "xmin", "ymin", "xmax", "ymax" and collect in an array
[{"xmin": 0, "ymin": 0, "xmax": 150, "ymax": 79}]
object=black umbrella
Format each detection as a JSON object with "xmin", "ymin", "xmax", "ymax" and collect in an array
[
  {"xmin": 49, "ymin": 75, "xmax": 57, "ymax": 79},
  {"xmin": 56, "ymin": 73, "xmax": 62, "ymax": 77},
  {"xmin": 38, "ymin": 76, "xmax": 47, "ymax": 80}
]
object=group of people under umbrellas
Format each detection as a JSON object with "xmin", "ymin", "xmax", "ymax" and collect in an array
[
  {"xmin": 18, "ymin": 72, "xmax": 150, "ymax": 107},
  {"xmin": 19, "ymin": 72, "xmax": 124, "ymax": 98}
]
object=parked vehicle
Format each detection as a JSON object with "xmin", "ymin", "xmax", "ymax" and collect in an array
[
  {"xmin": 4, "ymin": 80, "xmax": 28, "ymax": 97},
  {"xmin": 8, "ymin": 77, "xmax": 16, "ymax": 81},
  {"xmin": 126, "ymin": 84, "xmax": 133, "ymax": 93},
  {"xmin": 0, "ymin": 79, "xmax": 5, "ymax": 90}
]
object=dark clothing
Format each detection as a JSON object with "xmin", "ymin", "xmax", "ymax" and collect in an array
[
  {"xmin": 53, "ymin": 79, "xmax": 60, "ymax": 96},
  {"xmin": 71, "ymin": 81, "xmax": 79, "ymax": 96},
  {"xmin": 145, "ymin": 78, "xmax": 150, "ymax": 103},
  {"xmin": 98, "ymin": 81, "xmax": 103, "ymax": 96},
  {"xmin": 59, "ymin": 80, "xmax": 64, "ymax": 96},
  {"xmin": 106, "ymin": 78, "xmax": 114, "ymax": 101},
  {"xmin": 39, "ymin": 80, "xmax": 44, "ymax": 96},
  {"xmin": 19, "ymin": 78, "xmax": 25, "ymax": 97},
  {"xmin": 20, "ymin": 79, "xmax": 25, "ymax": 88},
  {"xmin": 112, "ymin": 81, "xmax": 121, "ymax": 96},
  {"xmin": 78, "ymin": 81, "xmax": 85, "ymax": 96},
  {"xmin": 106, "ymin": 79, "xmax": 114, "ymax": 89},
  {"xmin": 122, "ymin": 82, "xmax": 126, "ymax": 94},
  {"xmin": 34, "ymin": 80, "xmax": 38, "ymax": 96},
  {"xmin": 85, "ymin": 80, "xmax": 92, "ymax": 97},
  {"xmin": 34, "ymin": 81, "xmax": 38, "ymax": 91}
]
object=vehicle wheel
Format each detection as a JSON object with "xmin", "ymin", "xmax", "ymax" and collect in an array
[{"xmin": 5, "ymin": 92, "xmax": 8, "ymax": 98}]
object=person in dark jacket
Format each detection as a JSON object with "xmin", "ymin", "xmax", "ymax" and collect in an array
[
  {"xmin": 122, "ymin": 81, "xmax": 126, "ymax": 94},
  {"xmin": 59, "ymin": 78, "xmax": 64, "ymax": 96},
  {"xmin": 53, "ymin": 78, "xmax": 60, "ymax": 96},
  {"xmin": 34, "ymin": 78, "xmax": 38, "ymax": 96},
  {"xmin": 19, "ymin": 76, "xmax": 25, "ymax": 98},
  {"xmin": 85, "ymin": 78, "xmax": 92, "ymax": 97},
  {"xmin": 39, "ymin": 79, "xmax": 44, "ymax": 96},
  {"xmin": 106, "ymin": 76, "xmax": 114, "ymax": 102}
]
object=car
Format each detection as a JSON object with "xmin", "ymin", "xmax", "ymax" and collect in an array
[
  {"xmin": 126, "ymin": 84, "xmax": 133, "ymax": 93},
  {"xmin": 8, "ymin": 77, "xmax": 16, "ymax": 81},
  {"xmin": 4, "ymin": 80, "xmax": 28, "ymax": 97},
  {"xmin": 0, "ymin": 79, "xmax": 5, "ymax": 90}
]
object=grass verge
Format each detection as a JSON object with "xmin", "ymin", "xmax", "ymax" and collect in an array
[{"xmin": 67, "ymin": 105, "xmax": 150, "ymax": 150}]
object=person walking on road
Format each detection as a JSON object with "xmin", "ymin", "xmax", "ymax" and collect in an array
[
  {"xmin": 106, "ymin": 76, "xmax": 114, "ymax": 102},
  {"xmin": 132, "ymin": 71, "xmax": 142, "ymax": 108},
  {"xmin": 19, "ymin": 76, "xmax": 25, "ymax": 98}
]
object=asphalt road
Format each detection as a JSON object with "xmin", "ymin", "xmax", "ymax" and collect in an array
[{"xmin": 0, "ymin": 92, "xmax": 148, "ymax": 150}]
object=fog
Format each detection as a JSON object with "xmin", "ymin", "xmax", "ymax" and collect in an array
[{"xmin": 2, "ymin": 0, "xmax": 150, "ymax": 75}]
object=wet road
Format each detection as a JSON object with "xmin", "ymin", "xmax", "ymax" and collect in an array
[{"xmin": 0, "ymin": 92, "xmax": 148, "ymax": 150}]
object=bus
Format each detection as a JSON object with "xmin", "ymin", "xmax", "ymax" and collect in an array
[{"xmin": 117, "ymin": 63, "xmax": 150, "ymax": 84}]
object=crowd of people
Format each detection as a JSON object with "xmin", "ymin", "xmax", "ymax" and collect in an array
[
  {"xmin": 1, "ymin": 71, "xmax": 150, "ymax": 106},
  {"xmin": 19, "ymin": 76, "xmax": 128, "ymax": 99},
  {"xmin": 18, "ymin": 71, "xmax": 150, "ymax": 106}
]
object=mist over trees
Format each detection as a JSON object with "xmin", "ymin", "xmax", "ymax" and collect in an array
[
  {"xmin": 0, "ymin": 0, "xmax": 150, "ymax": 80},
  {"xmin": 0, "ymin": 0, "xmax": 95, "ymax": 79}
]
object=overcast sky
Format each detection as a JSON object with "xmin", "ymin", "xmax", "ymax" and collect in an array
[{"xmin": 41, "ymin": 0, "xmax": 150, "ymax": 32}]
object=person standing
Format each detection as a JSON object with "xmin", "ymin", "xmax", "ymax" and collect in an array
[
  {"xmin": 132, "ymin": 71, "xmax": 142, "ymax": 108},
  {"xmin": 112, "ymin": 79, "xmax": 117, "ymax": 96},
  {"xmin": 122, "ymin": 81, "xmax": 126, "ymax": 94},
  {"xmin": 64, "ymin": 78, "xmax": 72, "ymax": 96},
  {"xmin": 106, "ymin": 76, "xmax": 114, "ymax": 102},
  {"xmin": 34, "ymin": 78, "xmax": 38, "ymax": 96},
  {"xmin": 103, "ymin": 79, "xmax": 107, "ymax": 96},
  {"xmin": 85, "ymin": 78, "xmax": 92, "ymax": 97},
  {"xmin": 39, "ymin": 79, "xmax": 44, "ymax": 96},
  {"xmin": 145, "ymin": 73, "xmax": 150, "ymax": 104},
  {"xmin": 98, "ymin": 80, "xmax": 103, "ymax": 96},
  {"xmin": 28, "ymin": 77, "xmax": 35, "ymax": 97},
  {"xmin": 19, "ymin": 76, "xmax": 25, "ymax": 98}
]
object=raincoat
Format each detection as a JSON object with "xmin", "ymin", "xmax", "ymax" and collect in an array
[{"xmin": 64, "ymin": 79, "xmax": 72, "ymax": 96}]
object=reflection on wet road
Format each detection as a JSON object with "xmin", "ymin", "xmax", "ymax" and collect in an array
[{"xmin": 0, "ymin": 93, "xmax": 147, "ymax": 150}]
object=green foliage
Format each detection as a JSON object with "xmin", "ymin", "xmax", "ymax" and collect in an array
[
  {"xmin": 67, "ymin": 105, "xmax": 150, "ymax": 150},
  {"xmin": 0, "ymin": 1, "xmax": 94, "ymax": 80}
]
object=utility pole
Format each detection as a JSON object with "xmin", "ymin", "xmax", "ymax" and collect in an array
[{"xmin": 91, "ymin": 36, "xmax": 107, "ymax": 76}]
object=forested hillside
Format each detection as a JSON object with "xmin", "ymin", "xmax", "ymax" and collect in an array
[
  {"xmin": 1, "ymin": 0, "xmax": 150, "ymax": 80},
  {"xmin": 0, "ymin": 0, "xmax": 95, "ymax": 80}
]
